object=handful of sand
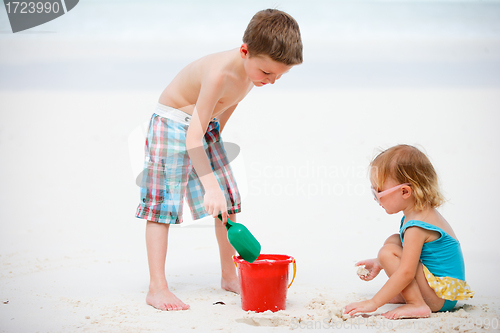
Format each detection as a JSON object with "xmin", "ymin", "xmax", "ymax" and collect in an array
[{"xmin": 356, "ymin": 265, "xmax": 369, "ymax": 278}]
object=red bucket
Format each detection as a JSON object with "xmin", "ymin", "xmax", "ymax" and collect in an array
[{"xmin": 233, "ymin": 254, "xmax": 296, "ymax": 312}]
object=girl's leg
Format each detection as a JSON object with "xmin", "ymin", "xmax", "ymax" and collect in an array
[
  {"xmin": 145, "ymin": 220, "xmax": 190, "ymax": 311},
  {"xmin": 414, "ymin": 261, "xmax": 447, "ymax": 311},
  {"xmin": 377, "ymin": 243, "xmax": 444, "ymax": 319},
  {"xmin": 383, "ymin": 234, "xmax": 405, "ymax": 304},
  {"xmin": 214, "ymin": 214, "xmax": 240, "ymax": 293}
]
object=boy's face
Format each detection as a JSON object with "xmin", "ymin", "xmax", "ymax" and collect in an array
[{"xmin": 240, "ymin": 44, "xmax": 293, "ymax": 87}]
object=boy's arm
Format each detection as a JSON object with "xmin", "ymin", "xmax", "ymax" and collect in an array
[
  {"xmin": 186, "ymin": 74, "xmax": 229, "ymax": 220},
  {"xmin": 218, "ymin": 104, "xmax": 237, "ymax": 132}
]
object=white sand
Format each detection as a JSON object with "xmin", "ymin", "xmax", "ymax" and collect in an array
[
  {"xmin": 357, "ymin": 266, "xmax": 369, "ymax": 278},
  {"xmin": 1, "ymin": 2, "xmax": 500, "ymax": 332},
  {"xmin": 1, "ymin": 89, "xmax": 499, "ymax": 332}
]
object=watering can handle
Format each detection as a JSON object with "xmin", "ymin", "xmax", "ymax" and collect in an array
[
  {"xmin": 288, "ymin": 258, "xmax": 296, "ymax": 289},
  {"xmin": 218, "ymin": 214, "xmax": 233, "ymax": 230}
]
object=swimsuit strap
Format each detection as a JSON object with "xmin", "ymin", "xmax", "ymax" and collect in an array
[
  {"xmin": 401, "ymin": 220, "xmax": 443, "ymax": 236},
  {"xmin": 399, "ymin": 218, "xmax": 456, "ymax": 244}
]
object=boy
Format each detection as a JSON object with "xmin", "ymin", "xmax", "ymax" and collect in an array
[{"xmin": 135, "ymin": 9, "xmax": 303, "ymax": 311}]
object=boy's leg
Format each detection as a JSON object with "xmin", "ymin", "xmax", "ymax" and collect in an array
[
  {"xmin": 377, "ymin": 243, "xmax": 444, "ymax": 319},
  {"xmin": 145, "ymin": 220, "xmax": 190, "ymax": 311},
  {"xmin": 185, "ymin": 121, "xmax": 241, "ymax": 292},
  {"xmin": 214, "ymin": 214, "xmax": 240, "ymax": 294}
]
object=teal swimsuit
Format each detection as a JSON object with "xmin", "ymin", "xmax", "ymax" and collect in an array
[{"xmin": 400, "ymin": 218, "xmax": 474, "ymax": 312}]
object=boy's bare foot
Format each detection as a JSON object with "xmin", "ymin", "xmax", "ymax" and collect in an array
[
  {"xmin": 221, "ymin": 277, "xmax": 240, "ymax": 294},
  {"xmin": 382, "ymin": 303, "xmax": 431, "ymax": 320},
  {"xmin": 146, "ymin": 288, "xmax": 190, "ymax": 311},
  {"xmin": 388, "ymin": 293, "xmax": 406, "ymax": 304}
]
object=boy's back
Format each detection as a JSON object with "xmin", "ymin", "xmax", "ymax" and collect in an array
[
  {"xmin": 159, "ymin": 50, "xmax": 253, "ymax": 117},
  {"xmin": 159, "ymin": 47, "xmax": 295, "ymax": 118}
]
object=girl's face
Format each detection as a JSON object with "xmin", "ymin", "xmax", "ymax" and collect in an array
[{"xmin": 371, "ymin": 177, "xmax": 410, "ymax": 215}]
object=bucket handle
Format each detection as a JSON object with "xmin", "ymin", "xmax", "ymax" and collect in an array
[{"xmin": 288, "ymin": 258, "xmax": 296, "ymax": 289}]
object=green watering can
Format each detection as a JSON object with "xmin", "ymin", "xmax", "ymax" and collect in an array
[{"xmin": 218, "ymin": 214, "xmax": 261, "ymax": 263}]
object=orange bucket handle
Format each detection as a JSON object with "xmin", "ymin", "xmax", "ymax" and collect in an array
[{"xmin": 288, "ymin": 258, "xmax": 296, "ymax": 289}]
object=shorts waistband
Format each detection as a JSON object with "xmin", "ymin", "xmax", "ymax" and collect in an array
[{"xmin": 154, "ymin": 103, "xmax": 192, "ymax": 125}]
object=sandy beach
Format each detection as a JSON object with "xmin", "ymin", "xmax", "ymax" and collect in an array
[
  {"xmin": 1, "ymin": 1, "xmax": 500, "ymax": 332},
  {"xmin": 1, "ymin": 88, "xmax": 499, "ymax": 332}
]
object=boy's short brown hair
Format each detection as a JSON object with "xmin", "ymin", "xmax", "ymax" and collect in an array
[{"xmin": 243, "ymin": 9, "xmax": 303, "ymax": 66}]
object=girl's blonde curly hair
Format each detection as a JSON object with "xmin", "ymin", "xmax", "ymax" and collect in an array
[{"xmin": 370, "ymin": 145, "xmax": 445, "ymax": 210}]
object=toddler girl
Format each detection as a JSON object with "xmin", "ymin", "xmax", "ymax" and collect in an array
[{"xmin": 344, "ymin": 144, "xmax": 474, "ymax": 319}]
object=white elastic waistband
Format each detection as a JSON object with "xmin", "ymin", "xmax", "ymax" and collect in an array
[{"xmin": 154, "ymin": 103, "xmax": 192, "ymax": 125}]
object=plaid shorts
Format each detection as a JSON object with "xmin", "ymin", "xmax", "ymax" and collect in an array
[{"xmin": 135, "ymin": 105, "xmax": 241, "ymax": 224}]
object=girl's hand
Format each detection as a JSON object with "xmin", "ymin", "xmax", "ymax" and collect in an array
[
  {"xmin": 344, "ymin": 299, "xmax": 378, "ymax": 316},
  {"xmin": 356, "ymin": 259, "xmax": 383, "ymax": 281}
]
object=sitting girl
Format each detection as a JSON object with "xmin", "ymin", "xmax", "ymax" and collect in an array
[{"xmin": 344, "ymin": 144, "xmax": 474, "ymax": 319}]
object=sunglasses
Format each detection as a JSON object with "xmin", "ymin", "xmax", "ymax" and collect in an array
[{"xmin": 371, "ymin": 183, "xmax": 411, "ymax": 204}]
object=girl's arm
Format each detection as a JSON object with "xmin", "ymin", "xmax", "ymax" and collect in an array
[
  {"xmin": 371, "ymin": 228, "xmax": 425, "ymax": 306},
  {"xmin": 356, "ymin": 234, "xmax": 401, "ymax": 281},
  {"xmin": 344, "ymin": 227, "xmax": 427, "ymax": 315},
  {"xmin": 355, "ymin": 258, "xmax": 383, "ymax": 281}
]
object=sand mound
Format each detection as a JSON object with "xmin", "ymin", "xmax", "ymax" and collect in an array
[
  {"xmin": 237, "ymin": 310, "xmax": 292, "ymax": 327},
  {"xmin": 238, "ymin": 295, "xmax": 499, "ymax": 332}
]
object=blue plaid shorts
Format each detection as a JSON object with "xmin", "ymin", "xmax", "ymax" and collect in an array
[{"xmin": 135, "ymin": 105, "xmax": 241, "ymax": 224}]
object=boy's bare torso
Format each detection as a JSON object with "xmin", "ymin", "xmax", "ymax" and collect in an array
[{"xmin": 159, "ymin": 49, "xmax": 253, "ymax": 118}]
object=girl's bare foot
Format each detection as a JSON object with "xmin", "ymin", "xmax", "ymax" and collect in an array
[
  {"xmin": 146, "ymin": 287, "xmax": 190, "ymax": 311},
  {"xmin": 221, "ymin": 277, "xmax": 240, "ymax": 294},
  {"xmin": 388, "ymin": 293, "xmax": 406, "ymax": 304},
  {"xmin": 382, "ymin": 303, "xmax": 431, "ymax": 320}
]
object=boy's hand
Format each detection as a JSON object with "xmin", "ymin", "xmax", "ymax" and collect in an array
[
  {"xmin": 344, "ymin": 299, "xmax": 378, "ymax": 316},
  {"xmin": 204, "ymin": 187, "xmax": 228, "ymax": 223},
  {"xmin": 355, "ymin": 259, "xmax": 383, "ymax": 281}
]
